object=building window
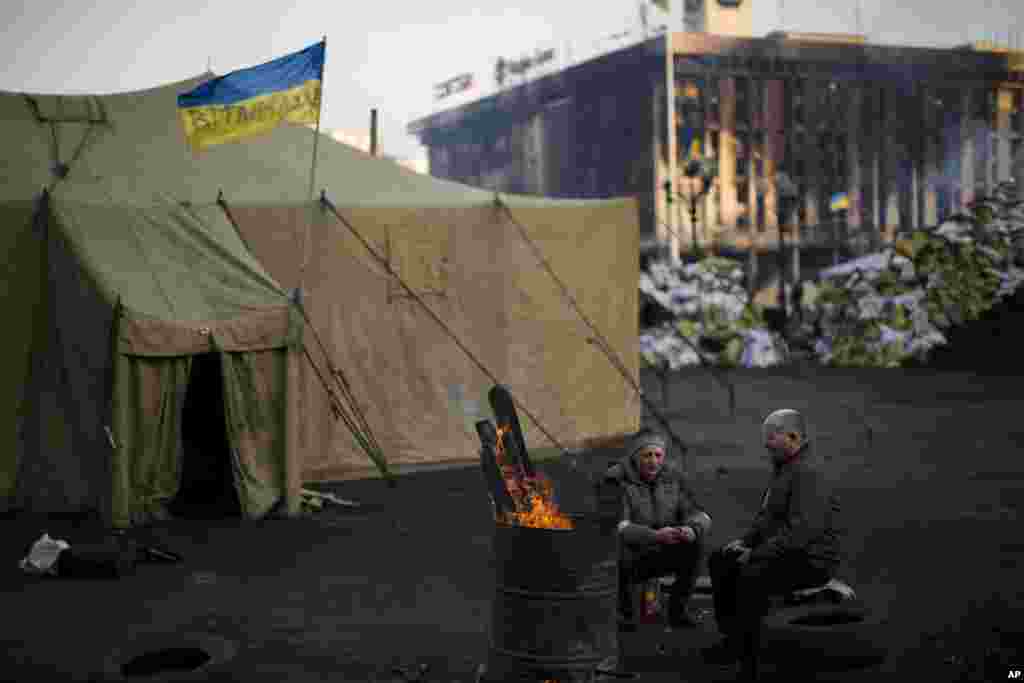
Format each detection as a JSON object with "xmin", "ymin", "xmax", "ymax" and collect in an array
[
  {"xmin": 793, "ymin": 157, "xmax": 807, "ymax": 187},
  {"xmin": 971, "ymin": 88, "xmax": 992, "ymax": 122},
  {"xmin": 835, "ymin": 135, "xmax": 848, "ymax": 182},
  {"xmin": 434, "ymin": 147, "xmax": 450, "ymax": 168},
  {"xmin": 736, "ymin": 130, "xmax": 750, "ymax": 178},
  {"xmin": 823, "ymin": 81, "xmax": 840, "ymax": 121},
  {"xmin": 749, "ymin": 78, "xmax": 764, "ymax": 129},
  {"xmin": 706, "ymin": 76, "xmax": 721, "ymax": 125},
  {"xmin": 676, "ymin": 79, "xmax": 705, "ymax": 131},
  {"xmin": 791, "ymin": 79, "xmax": 806, "ymax": 127},
  {"xmin": 735, "ymin": 76, "xmax": 749, "ymax": 127},
  {"xmin": 1011, "ymin": 90, "xmax": 1023, "ymax": 134}
]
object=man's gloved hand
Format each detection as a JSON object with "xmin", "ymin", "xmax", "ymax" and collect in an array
[{"xmin": 655, "ymin": 527, "xmax": 685, "ymax": 545}]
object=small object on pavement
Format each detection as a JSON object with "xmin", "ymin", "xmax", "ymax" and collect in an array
[
  {"xmin": 300, "ymin": 487, "xmax": 360, "ymax": 508},
  {"xmin": 640, "ymin": 578, "xmax": 662, "ymax": 623},
  {"xmin": 392, "ymin": 661, "xmax": 430, "ymax": 682},
  {"xmin": 55, "ymin": 538, "xmax": 138, "ymax": 579},
  {"xmin": 594, "ymin": 663, "xmax": 638, "ymax": 679},
  {"xmin": 141, "ymin": 545, "xmax": 183, "ymax": 563},
  {"xmin": 19, "ymin": 533, "xmax": 70, "ymax": 576}
]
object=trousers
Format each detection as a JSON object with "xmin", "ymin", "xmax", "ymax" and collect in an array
[
  {"xmin": 708, "ymin": 545, "xmax": 831, "ymax": 650},
  {"xmin": 618, "ymin": 538, "xmax": 703, "ymax": 619}
]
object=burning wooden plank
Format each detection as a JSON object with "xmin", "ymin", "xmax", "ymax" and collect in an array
[
  {"xmin": 476, "ymin": 419, "xmax": 517, "ymax": 517},
  {"xmin": 487, "ymin": 384, "xmax": 534, "ymax": 479},
  {"xmin": 477, "ymin": 404, "xmax": 573, "ymax": 530}
]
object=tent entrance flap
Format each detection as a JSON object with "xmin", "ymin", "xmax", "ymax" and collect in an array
[{"xmin": 169, "ymin": 353, "xmax": 240, "ymax": 520}]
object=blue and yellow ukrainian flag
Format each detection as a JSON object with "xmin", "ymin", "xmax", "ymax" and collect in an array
[
  {"xmin": 178, "ymin": 40, "xmax": 325, "ymax": 151},
  {"xmin": 829, "ymin": 192, "xmax": 850, "ymax": 212},
  {"xmin": 681, "ymin": 127, "xmax": 702, "ymax": 160}
]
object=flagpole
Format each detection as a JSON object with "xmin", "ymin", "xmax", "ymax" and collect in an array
[
  {"xmin": 307, "ymin": 36, "xmax": 327, "ymax": 203},
  {"xmin": 301, "ymin": 36, "xmax": 327, "ymax": 291}
]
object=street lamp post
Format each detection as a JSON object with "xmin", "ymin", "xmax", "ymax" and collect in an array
[
  {"xmin": 682, "ymin": 158, "xmax": 718, "ymax": 260},
  {"xmin": 774, "ymin": 170, "xmax": 799, "ymax": 329}
]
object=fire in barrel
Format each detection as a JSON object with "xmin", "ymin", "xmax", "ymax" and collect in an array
[
  {"xmin": 475, "ymin": 385, "xmax": 619, "ymax": 682},
  {"xmin": 493, "ymin": 424, "xmax": 573, "ymax": 530}
]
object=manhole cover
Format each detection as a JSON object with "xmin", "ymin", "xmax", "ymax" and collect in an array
[
  {"xmin": 122, "ymin": 647, "xmax": 211, "ymax": 677},
  {"xmin": 104, "ymin": 633, "xmax": 237, "ymax": 682}
]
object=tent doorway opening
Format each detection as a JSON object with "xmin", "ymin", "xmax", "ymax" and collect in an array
[{"xmin": 169, "ymin": 353, "xmax": 240, "ymax": 519}]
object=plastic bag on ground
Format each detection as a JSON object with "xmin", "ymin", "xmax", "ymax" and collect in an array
[{"xmin": 19, "ymin": 533, "xmax": 70, "ymax": 576}]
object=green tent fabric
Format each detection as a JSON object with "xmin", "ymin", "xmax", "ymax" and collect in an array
[
  {"xmin": 6, "ymin": 193, "xmax": 304, "ymax": 527},
  {"xmin": 0, "ymin": 73, "xmax": 642, "ymax": 512},
  {"xmin": 0, "ymin": 74, "xmax": 626, "ymax": 209}
]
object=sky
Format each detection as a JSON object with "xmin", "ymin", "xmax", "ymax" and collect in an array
[{"xmin": 3, "ymin": 1, "xmax": 1023, "ymax": 162}]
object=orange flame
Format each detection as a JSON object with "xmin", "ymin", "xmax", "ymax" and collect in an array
[
  {"xmin": 494, "ymin": 424, "xmax": 573, "ymax": 530},
  {"xmin": 495, "ymin": 425, "xmax": 510, "ymax": 466}
]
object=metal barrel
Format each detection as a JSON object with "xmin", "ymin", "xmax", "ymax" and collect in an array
[{"xmin": 486, "ymin": 513, "xmax": 618, "ymax": 682}]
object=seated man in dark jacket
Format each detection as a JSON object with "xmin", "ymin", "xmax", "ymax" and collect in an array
[
  {"xmin": 604, "ymin": 428, "xmax": 712, "ymax": 630},
  {"xmin": 704, "ymin": 409, "xmax": 843, "ymax": 676}
]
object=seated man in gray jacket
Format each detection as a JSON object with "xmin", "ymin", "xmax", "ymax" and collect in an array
[
  {"xmin": 704, "ymin": 409, "xmax": 843, "ymax": 677},
  {"xmin": 604, "ymin": 428, "xmax": 712, "ymax": 630}
]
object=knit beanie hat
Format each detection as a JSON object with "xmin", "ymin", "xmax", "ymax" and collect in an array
[
  {"xmin": 761, "ymin": 409, "xmax": 807, "ymax": 440},
  {"xmin": 629, "ymin": 429, "xmax": 668, "ymax": 460}
]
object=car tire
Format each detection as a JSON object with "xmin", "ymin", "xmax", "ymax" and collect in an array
[{"xmin": 759, "ymin": 599, "xmax": 889, "ymax": 670}]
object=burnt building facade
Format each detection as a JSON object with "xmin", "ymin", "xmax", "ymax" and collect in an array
[{"xmin": 409, "ymin": 31, "xmax": 1024, "ymax": 260}]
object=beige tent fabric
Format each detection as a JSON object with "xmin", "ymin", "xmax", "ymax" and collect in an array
[
  {"xmin": 230, "ymin": 201, "xmax": 641, "ymax": 481},
  {"xmin": 496, "ymin": 203, "xmax": 642, "ymax": 447}
]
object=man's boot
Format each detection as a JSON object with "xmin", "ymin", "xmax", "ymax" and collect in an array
[
  {"xmin": 617, "ymin": 571, "xmax": 637, "ymax": 632},
  {"xmin": 667, "ymin": 574, "xmax": 700, "ymax": 628},
  {"xmin": 737, "ymin": 629, "xmax": 762, "ymax": 681},
  {"xmin": 701, "ymin": 635, "xmax": 740, "ymax": 665}
]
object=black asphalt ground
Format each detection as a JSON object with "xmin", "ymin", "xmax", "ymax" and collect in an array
[{"xmin": 2, "ymin": 368, "xmax": 1022, "ymax": 682}]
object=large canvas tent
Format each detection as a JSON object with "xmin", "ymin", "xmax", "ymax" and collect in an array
[
  {"xmin": 3, "ymin": 194, "xmax": 304, "ymax": 527},
  {"xmin": 1, "ymin": 74, "xmax": 640, "ymax": 523}
]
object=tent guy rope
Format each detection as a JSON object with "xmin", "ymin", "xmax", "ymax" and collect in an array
[
  {"xmin": 320, "ymin": 191, "xmax": 569, "ymax": 456},
  {"xmin": 494, "ymin": 196, "xmax": 693, "ymax": 460},
  {"xmin": 216, "ymin": 192, "xmax": 392, "ymax": 484}
]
